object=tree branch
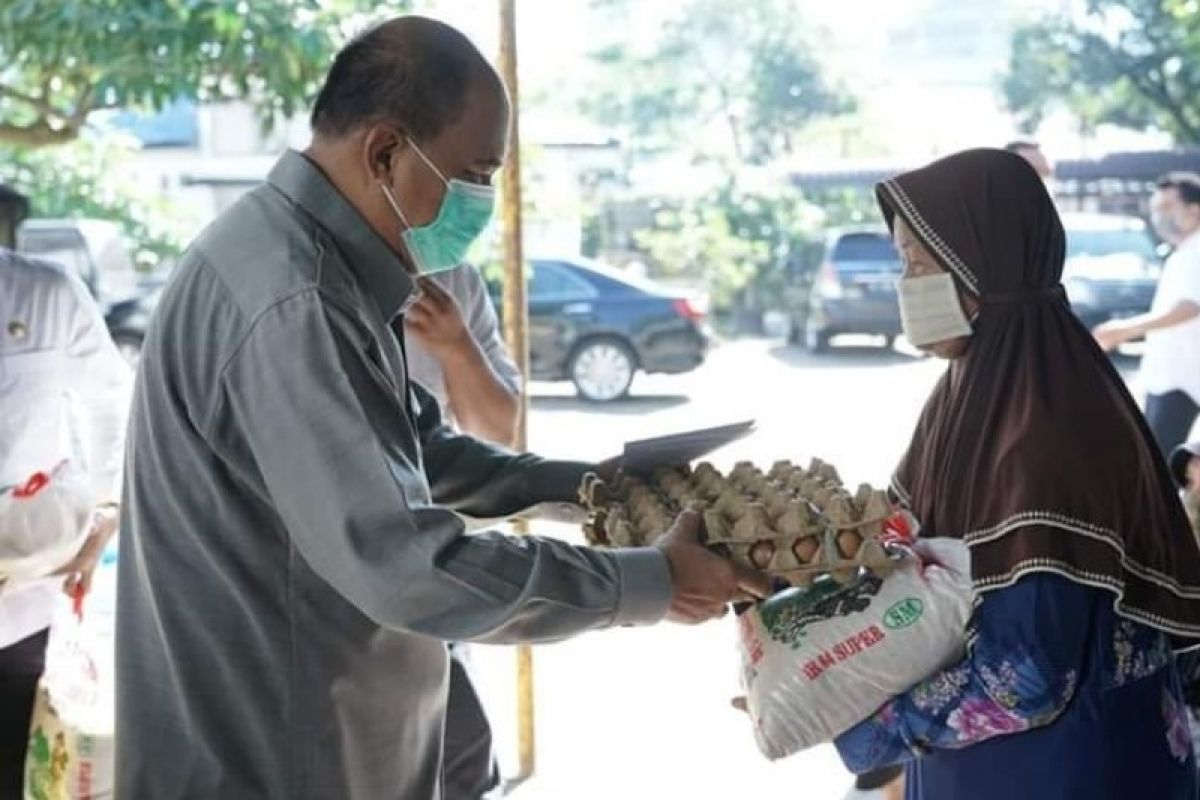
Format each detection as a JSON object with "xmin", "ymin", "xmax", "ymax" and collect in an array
[
  {"xmin": 69, "ymin": 84, "xmax": 95, "ymax": 125},
  {"xmin": 1143, "ymin": 65, "xmax": 1200, "ymax": 143},
  {"xmin": 0, "ymin": 120, "xmax": 82, "ymax": 147},
  {"xmin": 1122, "ymin": 12, "xmax": 1200, "ymax": 143},
  {"xmin": 1114, "ymin": 46, "xmax": 1200, "ymax": 143},
  {"xmin": 0, "ymin": 83, "xmax": 55, "ymax": 116}
]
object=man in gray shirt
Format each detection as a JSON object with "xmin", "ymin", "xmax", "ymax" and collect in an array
[{"xmin": 116, "ymin": 16, "xmax": 765, "ymax": 800}]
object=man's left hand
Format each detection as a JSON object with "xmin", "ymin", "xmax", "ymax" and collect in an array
[
  {"xmin": 595, "ymin": 455, "xmax": 623, "ymax": 482},
  {"xmin": 405, "ymin": 276, "xmax": 472, "ymax": 358},
  {"xmin": 54, "ymin": 504, "xmax": 119, "ymax": 597}
]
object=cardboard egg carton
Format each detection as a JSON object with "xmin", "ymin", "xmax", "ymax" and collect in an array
[{"xmin": 579, "ymin": 459, "xmax": 898, "ymax": 585}]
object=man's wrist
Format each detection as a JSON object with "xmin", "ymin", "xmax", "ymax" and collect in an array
[{"xmin": 429, "ymin": 330, "xmax": 478, "ymax": 363}]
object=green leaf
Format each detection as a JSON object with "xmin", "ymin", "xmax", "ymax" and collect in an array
[{"xmin": 0, "ymin": 0, "xmax": 413, "ymax": 148}]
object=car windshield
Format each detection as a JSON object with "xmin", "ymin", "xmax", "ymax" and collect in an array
[
  {"xmin": 830, "ymin": 233, "xmax": 900, "ymax": 272},
  {"xmin": 559, "ymin": 257, "xmax": 667, "ymax": 294},
  {"xmin": 1065, "ymin": 228, "xmax": 1157, "ymax": 262}
]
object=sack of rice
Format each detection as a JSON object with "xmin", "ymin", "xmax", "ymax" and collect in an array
[{"xmin": 737, "ymin": 539, "xmax": 972, "ymax": 759}]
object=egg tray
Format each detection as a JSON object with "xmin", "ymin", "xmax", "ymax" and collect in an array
[{"xmin": 579, "ymin": 459, "xmax": 898, "ymax": 586}]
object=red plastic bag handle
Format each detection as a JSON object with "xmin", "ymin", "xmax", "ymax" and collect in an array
[
  {"xmin": 14, "ymin": 471, "xmax": 50, "ymax": 499},
  {"xmin": 71, "ymin": 582, "xmax": 86, "ymax": 620},
  {"xmin": 880, "ymin": 511, "xmax": 915, "ymax": 545}
]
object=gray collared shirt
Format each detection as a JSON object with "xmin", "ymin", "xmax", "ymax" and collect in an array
[{"xmin": 116, "ymin": 151, "xmax": 670, "ymax": 800}]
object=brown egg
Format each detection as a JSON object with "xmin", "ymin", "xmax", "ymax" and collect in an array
[
  {"xmin": 749, "ymin": 540, "xmax": 776, "ymax": 570},
  {"xmin": 837, "ymin": 530, "xmax": 863, "ymax": 559},
  {"xmin": 792, "ymin": 536, "xmax": 820, "ymax": 563},
  {"xmin": 770, "ymin": 460, "xmax": 794, "ymax": 479}
]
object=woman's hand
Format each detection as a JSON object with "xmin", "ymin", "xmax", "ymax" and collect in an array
[{"xmin": 54, "ymin": 503, "xmax": 118, "ymax": 597}]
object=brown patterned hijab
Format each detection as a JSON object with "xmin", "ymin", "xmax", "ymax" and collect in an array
[{"xmin": 881, "ymin": 148, "xmax": 1200, "ymax": 640}]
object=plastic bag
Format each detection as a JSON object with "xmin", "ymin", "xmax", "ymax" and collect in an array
[
  {"xmin": 0, "ymin": 462, "xmax": 92, "ymax": 584},
  {"xmin": 23, "ymin": 549, "xmax": 117, "ymax": 800},
  {"xmin": 737, "ymin": 539, "xmax": 972, "ymax": 760}
]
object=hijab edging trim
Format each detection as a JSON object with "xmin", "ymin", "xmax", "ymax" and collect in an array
[
  {"xmin": 973, "ymin": 558, "xmax": 1200, "ymax": 641},
  {"xmin": 880, "ymin": 179, "xmax": 981, "ymax": 294}
]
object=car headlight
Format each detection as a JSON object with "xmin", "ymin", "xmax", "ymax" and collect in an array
[{"xmin": 1064, "ymin": 278, "xmax": 1097, "ymax": 308}]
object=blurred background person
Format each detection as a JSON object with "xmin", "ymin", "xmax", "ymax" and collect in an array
[
  {"xmin": 1094, "ymin": 173, "xmax": 1200, "ymax": 457},
  {"xmin": 0, "ymin": 247, "xmax": 132, "ymax": 797},
  {"xmin": 1004, "ymin": 139, "xmax": 1054, "ymax": 181}
]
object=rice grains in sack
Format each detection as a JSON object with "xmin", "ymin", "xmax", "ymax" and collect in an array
[
  {"xmin": 24, "ymin": 551, "xmax": 117, "ymax": 800},
  {"xmin": 0, "ymin": 462, "xmax": 92, "ymax": 584},
  {"xmin": 737, "ymin": 539, "xmax": 972, "ymax": 759}
]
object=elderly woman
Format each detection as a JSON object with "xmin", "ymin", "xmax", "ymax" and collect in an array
[{"xmin": 835, "ymin": 149, "xmax": 1200, "ymax": 799}]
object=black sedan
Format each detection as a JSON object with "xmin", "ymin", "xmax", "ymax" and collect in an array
[{"xmin": 514, "ymin": 258, "xmax": 710, "ymax": 401}]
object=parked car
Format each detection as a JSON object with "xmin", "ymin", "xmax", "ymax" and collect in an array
[
  {"xmin": 795, "ymin": 228, "xmax": 902, "ymax": 352},
  {"xmin": 17, "ymin": 218, "xmax": 159, "ymax": 364},
  {"xmin": 504, "ymin": 257, "xmax": 710, "ymax": 402},
  {"xmin": 1060, "ymin": 212, "xmax": 1161, "ymax": 330}
]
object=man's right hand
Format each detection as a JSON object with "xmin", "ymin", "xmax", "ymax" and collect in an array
[
  {"xmin": 654, "ymin": 509, "xmax": 772, "ymax": 625},
  {"xmin": 1092, "ymin": 320, "xmax": 1129, "ymax": 352}
]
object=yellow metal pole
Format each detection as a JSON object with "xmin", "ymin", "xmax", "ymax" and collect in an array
[{"xmin": 497, "ymin": 0, "xmax": 536, "ymax": 785}]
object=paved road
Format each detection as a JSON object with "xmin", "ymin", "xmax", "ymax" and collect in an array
[{"xmin": 471, "ymin": 337, "xmax": 1140, "ymax": 800}]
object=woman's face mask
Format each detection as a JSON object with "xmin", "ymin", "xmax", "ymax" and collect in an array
[
  {"xmin": 897, "ymin": 273, "xmax": 973, "ymax": 349},
  {"xmin": 893, "ymin": 218, "xmax": 974, "ymax": 358},
  {"xmin": 379, "ymin": 138, "xmax": 496, "ymax": 275}
]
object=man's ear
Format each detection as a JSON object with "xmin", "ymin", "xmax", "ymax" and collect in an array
[{"xmin": 361, "ymin": 125, "xmax": 407, "ymax": 183}]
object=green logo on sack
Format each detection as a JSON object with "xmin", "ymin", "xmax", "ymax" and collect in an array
[{"xmin": 883, "ymin": 598, "xmax": 924, "ymax": 629}]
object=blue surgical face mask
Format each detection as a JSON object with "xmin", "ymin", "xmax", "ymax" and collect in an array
[{"xmin": 379, "ymin": 139, "xmax": 496, "ymax": 274}]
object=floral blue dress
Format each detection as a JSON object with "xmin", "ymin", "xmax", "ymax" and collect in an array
[{"xmin": 835, "ymin": 573, "xmax": 1196, "ymax": 799}]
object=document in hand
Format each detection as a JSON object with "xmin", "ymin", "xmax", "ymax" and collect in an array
[{"xmin": 621, "ymin": 420, "xmax": 756, "ymax": 475}]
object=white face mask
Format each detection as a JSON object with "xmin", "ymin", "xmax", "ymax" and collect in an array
[{"xmin": 897, "ymin": 273, "xmax": 973, "ymax": 348}]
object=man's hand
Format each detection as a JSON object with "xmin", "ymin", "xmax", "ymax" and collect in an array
[
  {"xmin": 53, "ymin": 504, "xmax": 118, "ymax": 597},
  {"xmin": 654, "ymin": 509, "xmax": 772, "ymax": 624},
  {"xmin": 594, "ymin": 455, "xmax": 622, "ymax": 482},
  {"xmin": 1092, "ymin": 320, "xmax": 1132, "ymax": 352},
  {"xmin": 405, "ymin": 276, "xmax": 472, "ymax": 358}
]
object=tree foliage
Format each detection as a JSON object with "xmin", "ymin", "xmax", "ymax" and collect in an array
[
  {"xmin": 584, "ymin": 0, "xmax": 854, "ymax": 164},
  {"xmin": 1004, "ymin": 0, "xmax": 1200, "ymax": 144},
  {"xmin": 0, "ymin": 135, "xmax": 196, "ymax": 269},
  {"xmin": 0, "ymin": 0, "xmax": 409, "ymax": 147},
  {"xmin": 579, "ymin": 0, "xmax": 856, "ymax": 322}
]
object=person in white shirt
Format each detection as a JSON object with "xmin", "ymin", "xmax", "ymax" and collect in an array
[
  {"xmin": 1095, "ymin": 172, "xmax": 1200, "ymax": 457},
  {"xmin": 405, "ymin": 265, "xmax": 521, "ymax": 445},
  {"xmin": 0, "ymin": 248, "xmax": 132, "ymax": 796},
  {"xmin": 1005, "ymin": 140, "xmax": 1054, "ymax": 181},
  {"xmin": 403, "ymin": 264, "xmax": 520, "ymax": 800}
]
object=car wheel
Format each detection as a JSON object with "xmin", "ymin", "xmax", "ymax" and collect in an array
[
  {"xmin": 569, "ymin": 338, "xmax": 636, "ymax": 402},
  {"xmin": 111, "ymin": 330, "xmax": 144, "ymax": 368},
  {"xmin": 786, "ymin": 316, "xmax": 804, "ymax": 345},
  {"xmin": 805, "ymin": 327, "xmax": 831, "ymax": 354}
]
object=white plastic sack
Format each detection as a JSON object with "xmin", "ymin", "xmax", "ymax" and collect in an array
[
  {"xmin": 737, "ymin": 539, "xmax": 972, "ymax": 760},
  {"xmin": 0, "ymin": 462, "xmax": 92, "ymax": 584},
  {"xmin": 23, "ymin": 550, "xmax": 117, "ymax": 800}
]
